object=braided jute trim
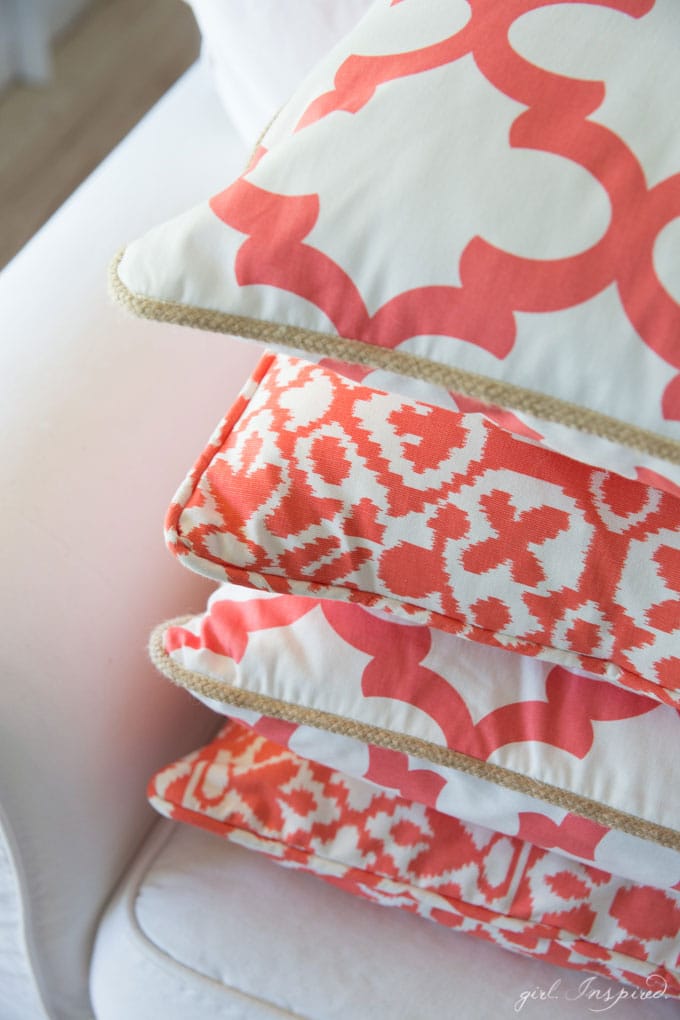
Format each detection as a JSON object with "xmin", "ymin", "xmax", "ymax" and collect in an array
[
  {"xmin": 150, "ymin": 619, "xmax": 680, "ymax": 853},
  {"xmin": 110, "ymin": 250, "xmax": 680, "ymax": 467}
]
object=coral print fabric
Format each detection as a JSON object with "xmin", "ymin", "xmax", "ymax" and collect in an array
[
  {"xmin": 148, "ymin": 720, "xmax": 680, "ymax": 999},
  {"xmin": 153, "ymin": 582, "xmax": 680, "ymax": 890},
  {"xmin": 116, "ymin": 0, "xmax": 680, "ymax": 487},
  {"xmin": 165, "ymin": 354, "xmax": 680, "ymax": 708},
  {"xmin": 152, "ymin": 583, "xmax": 680, "ymax": 893}
]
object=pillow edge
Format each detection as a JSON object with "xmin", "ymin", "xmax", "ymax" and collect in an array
[
  {"xmin": 148, "ymin": 618, "xmax": 680, "ymax": 855},
  {"xmin": 108, "ymin": 247, "xmax": 680, "ymax": 468}
]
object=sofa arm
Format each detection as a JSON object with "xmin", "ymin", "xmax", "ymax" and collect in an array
[{"xmin": 0, "ymin": 61, "xmax": 261, "ymax": 1020}]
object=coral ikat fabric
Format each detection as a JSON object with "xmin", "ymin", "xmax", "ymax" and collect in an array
[
  {"xmin": 165, "ymin": 354, "xmax": 680, "ymax": 709},
  {"xmin": 115, "ymin": 0, "xmax": 680, "ymax": 488},
  {"xmin": 148, "ymin": 720, "xmax": 680, "ymax": 998},
  {"xmin": 154, "ymin": 583, "xmax": 680, "ymax": 891}
]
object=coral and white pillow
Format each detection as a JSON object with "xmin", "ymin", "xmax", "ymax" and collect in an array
[
  {"xmin": 163, "ymin": 353, "xmax": 680, "ymax": 710},
  {"xmin": 148, "ymin": 719, "xmax": 680, "ymax": 999},
  {"xmin": 150, "ymin": 580, "xmax": 680, "ymax": 891},
  {"xmin": 114, "ymin": 0, "xmax": 680, "ymax": 488}
]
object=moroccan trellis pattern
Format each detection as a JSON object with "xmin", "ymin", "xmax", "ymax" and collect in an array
[
  {"xmin": 152, "ymin": 579, "xmax": 680, "ymax": 890},
  {"xmin": 115, "ymin": 0, "xmax": 680, "ymax": 487}
]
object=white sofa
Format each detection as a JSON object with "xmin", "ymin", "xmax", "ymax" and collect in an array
[{"xmin": 1, "ymin": 44, "xmax": 678, "ymax": 1020}]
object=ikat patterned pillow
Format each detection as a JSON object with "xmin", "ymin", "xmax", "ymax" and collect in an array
[
  {"xmin": 163, "ymin": 353, "xmax": 680, "ymax": 711},
  {"xmin": 150, "ymin": 582, "xmax": 680, "ymax": 892},
  {"xmin": 148, "ymin": 719, "xmax": 680, "ymax": 999},
  {"xmin": 112, "ymin": 0, "xmax": 680, "ymax": 489}
]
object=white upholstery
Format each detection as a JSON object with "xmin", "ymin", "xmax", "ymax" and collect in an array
[
  {"xmin": 91, "ymin": 820, "xmax": 680, "ymax": 1020},
  {"xmin": 186, "ymin": 0, "xmax": 373, "ymax": 141},
  {"xmin": 0, "ymin": 59, "xmax": 260, "ymax": 1019},
  {"xmin": 0, "ymin": 814, "xmax": 49, "ymax": 1020}
]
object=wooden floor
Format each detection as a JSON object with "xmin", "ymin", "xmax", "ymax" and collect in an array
[{"xmin": 0, "ymin": 0, "xmax": 200, "ymax": 269}]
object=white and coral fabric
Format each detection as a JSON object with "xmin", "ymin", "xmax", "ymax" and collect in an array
[
  {"xmin": 115, "ymin": 0, "xmax": 680, "ymax": 488},
  {"xmin": 148, "ymin": 719, "xmax": 680, "ymax": 999},
  {"xmin": 164, "ymin": 353, "xmax": 680, "ymax": 710},
  {"xmin": 153, "ymin": 581, "xmax": 680, "ymax": 891}
]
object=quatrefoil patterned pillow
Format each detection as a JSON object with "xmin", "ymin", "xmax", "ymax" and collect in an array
[
  {"xmin": 150, "ymin": 580, "xmax": 680, "ymax": 891},
  {"xmin": 112, "ymin": 0, "xmax": 680, "ymax": 489}
]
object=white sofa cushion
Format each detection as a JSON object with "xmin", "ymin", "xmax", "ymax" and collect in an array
[
  {"xmin": 90, "ymin": 818, "xmax": 680, "ymax": 1019},
  {"xmin": 185, "ymin": 0, "xmax": 374, "ymax": 142}
]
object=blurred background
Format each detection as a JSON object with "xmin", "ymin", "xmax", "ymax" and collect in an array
[{"xmin": 0, "ymin": 0, "xmax": 200, "ymax": 270}]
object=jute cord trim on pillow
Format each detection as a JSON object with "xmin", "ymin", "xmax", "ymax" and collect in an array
[
  {"xmin": 149, "ymin": 619, "xmax": 680, "ymax": 853},
  {"xmin": 110, "ymin": 250, "xmax": 680, "ymax": 467}
]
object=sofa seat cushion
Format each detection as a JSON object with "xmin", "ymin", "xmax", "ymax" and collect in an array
[{"xmin": 90, "ymin": 818, "xmax": 679, "ymax": 1020}]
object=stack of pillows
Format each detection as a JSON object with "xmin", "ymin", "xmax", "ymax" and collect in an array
[{"xmin": 112, "ymin": 0, "xmax": 680, "ymax": 997}]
